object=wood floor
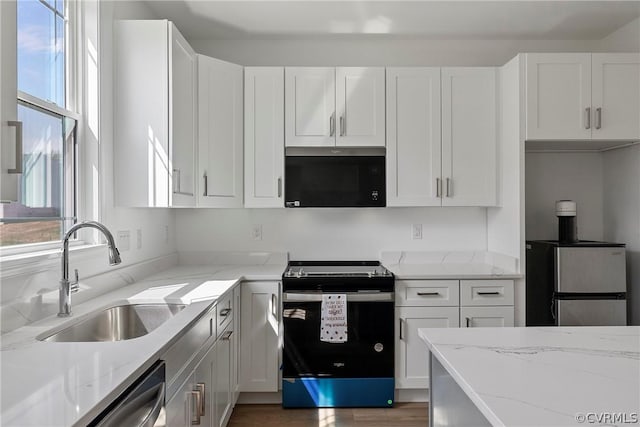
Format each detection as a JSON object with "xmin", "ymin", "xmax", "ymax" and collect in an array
[{"xmin": 228, "ymin": 403, "xmax": 429, "ymax": 427}]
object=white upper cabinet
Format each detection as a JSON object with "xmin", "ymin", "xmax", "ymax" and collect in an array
[
  {"xmin": 442, "ymin": 67, "xmax": 498, "ymax": 207},
  {"xmin": 336, "ymin": 67, "xmax": 386, "ymax": 147},
  {"xmin": 525, "ymin": 53, "xmax": 592, "ymax": 140},
  {"xmin": 592, "ymin": 53, "xmax": 640, "ymax": 140},
  {"xmin": 0, "ymin": 0, "xmax": 18, "ymax": 202},
  {"xmin": 386, "ymin": 68, "xmax": 441, "ymax": 206},
  {"xmin": 114, "ymin": 20, "xmax": 196, "ymax": 207},
  {"xmin": 244, "ymin": 67, "xmax": 285, "ymax": 208},
  {"xmin": 526, "ymin": 53, "xmax": 639, "ymax": 141},
  {"xmin": 197, "ymin": 55, "xmax": 243, "ymax": 208},
  {"xmin": 285, "ymin": 67, "xmax": 385, "ymax": 147},
  {"xmin": 285, "ymin": 67, "xmax": 335, "ymax": 147}
]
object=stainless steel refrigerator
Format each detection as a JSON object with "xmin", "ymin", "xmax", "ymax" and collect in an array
[{"xmin": 526, "ymin": 240, "xmax": 627, "ymax": 326}]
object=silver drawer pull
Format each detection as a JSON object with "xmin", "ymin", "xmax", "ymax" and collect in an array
[
  {"xmin": 191, "ymin": 390, "xmax": 201, "ymax": 425},
  {"xmin": 585, "ymin": 107, "xmax": 591, "ymax": 129},
  {"xmin": 219, "ymin": 308, "xmax": 231, "ymax": 317},
  {"xmin": 477, "ymin": 291, "xmax": 500, "ymax": 296},
  {"xmin": 596, "ymin": 107, "xmax": 602, "ymax": 130},
  {"xmin": 466, "ymin": 317, "xmax": 471, "ymax": 327},
  {"xmin": 222, "ymin": 330, "xmax": 233, "ymax": 341},
  {"xmin": 399, "ymin": 318, "xmax": 404, "ymax": 340},
  {"xmin": 417, "ymin": 292, "xmax": 440, "ymax": 296},
  {"xmin": 7, "ymin": 121, "xmax": 23, "ymax": 174},
  {"xmin": 195, "ymin": 383, "xmax": 205, "ymax": 416}
]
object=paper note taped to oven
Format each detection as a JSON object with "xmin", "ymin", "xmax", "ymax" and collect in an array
[{"xmin": 321, "ymin": 294, "xmax": 347, "ymax": 343}]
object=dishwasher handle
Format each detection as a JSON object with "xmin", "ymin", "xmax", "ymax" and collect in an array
[{"xmin": 97, "ymin": 383, "xmax": 165, "ymax": 427}]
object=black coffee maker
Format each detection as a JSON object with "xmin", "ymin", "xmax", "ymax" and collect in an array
[{"xmin": 556, "ymin": 200, "xmax": 578, "ymax": 243}]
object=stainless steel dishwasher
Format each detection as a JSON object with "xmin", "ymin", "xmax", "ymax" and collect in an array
[{"xmin": 89, "ymin": 361, "xmax": 166, "ymax": 427}]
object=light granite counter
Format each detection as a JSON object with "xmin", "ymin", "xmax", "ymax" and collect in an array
[
  {"xmin": 419, "ymin": 326, "xmax": 640, "ymax": 427},
  {"xmin": 382, "ymin": 251, "xmax": 522, "ymax": 280},
  {"xmin": 0, "ymin": 262, "xmax": 286, "ymax": 427}
]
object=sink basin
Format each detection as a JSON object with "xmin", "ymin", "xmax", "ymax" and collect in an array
[{"xmin": 40, "ymin": 303, "xmax": 186, "ymax": 342}]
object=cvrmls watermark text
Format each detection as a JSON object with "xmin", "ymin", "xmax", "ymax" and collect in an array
[{"xmin": 575, "ymin": 412, "xmax": 639, "ymax": 424}]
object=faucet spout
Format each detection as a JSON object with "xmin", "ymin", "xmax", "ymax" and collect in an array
[{"xmin": 59, "ymin": 221, "xmax": 122, "ymax": 317}]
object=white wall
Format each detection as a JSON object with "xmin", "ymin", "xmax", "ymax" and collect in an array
[
  {"xmin": 176, "ymin": 208, "xmax": 488, "ymax": 260},
  {"xmin": 595, "ymin": 17, "xmax": 640, "ymax": 52},
  {"xmin": 602, "ymin": 144, "xmax": 640, "ymax": 325},
  {"xmin": 190, "ymin": 38, "xmax": 595, "ymax": 67},
  {"xmin": 525, "ymin": 152, "xmax": 604, "ymax": 241}
]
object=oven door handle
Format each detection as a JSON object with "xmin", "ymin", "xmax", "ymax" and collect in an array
[{"xmin": 283, "ymin": 292, "xmax": 394, "ymax": 302}]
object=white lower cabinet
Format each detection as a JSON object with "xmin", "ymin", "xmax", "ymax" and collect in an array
[
  {"xmin": 166, "ymin": 372, "xmax": 197, "ymax": 427},
  {"xmin": 396, "ymin": 306, "xmax": 459, "ymax": 389},
  {"xmin": 214, "ymin": 325, "xmax": 234, "ymax": 427},
  {"xmin": 239, "ymin": 281, "xmax": 280, "ymax": 392},
  {"xmin": 395, "ymin": 279, "xmax": 515, "ymax": 390},
  {"xmin": 460, "ymin": 307, "xmax": 515, "ymax": 328}
]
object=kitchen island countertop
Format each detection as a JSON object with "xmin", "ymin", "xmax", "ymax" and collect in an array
[{"xmin": 419, "ymin": 326, "xmax": 640, "ymax": 427}]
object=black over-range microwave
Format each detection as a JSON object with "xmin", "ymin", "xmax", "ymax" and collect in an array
[{"xmin": 284, "ymin": 148, "xmax": 386, "ymax": 208}]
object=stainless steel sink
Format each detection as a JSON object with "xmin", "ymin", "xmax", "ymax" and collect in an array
[{"xmin": 40, "ymin": 303, "xmax": 186, "ymax": 342}]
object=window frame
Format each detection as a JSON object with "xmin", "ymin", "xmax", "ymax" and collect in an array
[{"xmin": 0, "ymin": 0, "xmax": 83, "ymax": 255}]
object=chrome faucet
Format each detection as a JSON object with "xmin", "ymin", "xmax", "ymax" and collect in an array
[{"xmin": 59, "ymin": 221, "xmax": 122, "ymax": 317}]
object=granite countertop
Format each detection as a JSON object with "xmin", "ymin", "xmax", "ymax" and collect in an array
[
  {"xmin": 419, "ymin": 326, "xmax": 640, "ymax": 427},
  {"xmin": 0, "ymin": 263, "xmax": 286, "ymax": 427}
]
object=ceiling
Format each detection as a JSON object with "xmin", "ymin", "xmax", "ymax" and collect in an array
[{"xmin": 142, "ymin": 1, "xmax": 640, "ymax": 41}]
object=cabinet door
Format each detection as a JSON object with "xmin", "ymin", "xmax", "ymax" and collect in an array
[
  {"xmin": 215, "ymin": 326, "xmax": 234, "ymax": 427},
  {"xmin": 442, "ymin": 67, "xmax": 498, "ymax": 207},
  {"xmin": 166, "ymin": 372, "xmax": 197, "ymax": 427},
  {"xmin": 193, "ymin": 345, "xmax": 215, "ymax": 427},
  {"xmin": 114, "ymin": 20, "xmax": 170, "ymax": 207},
  {"xmin": 525, "ymin": 53, "xmax": 592, "ymax": 140},
  {"xmin": 169, "ymin": 23, "xmax": 197, "ymax": 207},
  {"xmin": 0, "ymin": 0, "xmax": 19, "ymax": 202},
  {"xmin": 460, "ymin": 306, "xmax": 514, "ymax": 328},
  {"xmin": 232, "ymin": 286, "xmax": 241, "ymax": 404},
  {"xmin": 336, "ymin": 67, "xmax": 385, "ymax": 147},
  {"xmin": 386, "ymin": 68, "xmax": 441, "ymax": 206},
  {"xmin": 592, "ymin": 53, "xmax": 640, "ymax": 140},
  {"xmin": 285, "ymin": 67, "xmax": 335, "ymax": 147},
  {"xmin": 197, "ymin": 55, "xmax": 243, "ymax": 208},
  {"xmin": 244, "ymin": 67, "xmax": 285, "ymax": 208},
  {"xmin": 239, "ymin": 281, "xmax": 280, "ymax": 392},
  {"xmin": 396, "ymin": 306, "xmax": 459, "ymax": 389}
]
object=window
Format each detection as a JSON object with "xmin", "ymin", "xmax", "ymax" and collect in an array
[{"xmin": 0, "ymin": 0, "xmax": 78, "ymax": 247}]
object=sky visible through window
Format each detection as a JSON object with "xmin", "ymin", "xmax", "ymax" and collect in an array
[{"xmin": 17, "ymin": 0, "xmax": 65, "ymax": 107}]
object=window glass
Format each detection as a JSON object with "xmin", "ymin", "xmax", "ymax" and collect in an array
[
  {"xmin": 0, "ymin": 103, "xmax": 76, "ymax": 246},
  {"xmin": 17, "ymin": 0, "xmax": 66, "ymax": 107}
]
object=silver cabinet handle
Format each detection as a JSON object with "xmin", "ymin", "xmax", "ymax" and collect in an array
[
  {"xmin": 339, "ymin": 116, "xmax": 345, "ymax": 136},
  {"xmin": 277, "ymin": 177, "xmax": 282, "ymax": 198},
  {"xmin": 219, "ymin": 308, "xmax": 231, "ymax": 317},
  {"xmin": 477, "ymin": 291, "xmax": 501, "ymax": 296},
  {"xmin": 417, "ymin": 292, "xmax": 440, "ymax": 296},
  {"xmin": 271, "ymin": 293, "xmax": 278, "ymax": 319},
  {"xmin": 585, "ymin": 107, "xmax": 591, "ymax": 129},
  {"xmin": 399, "ymin": 318, "xmax": 404, "ymax": 340},
  {"xmin": 596, "ymin": 107, "xmax": 602, "ymax": 130},
  {"xmin": 222, "ymin": 330, "xmax": 233, "ymax": 340},
  {"xmin": 195, "ymin": 383, "xmax": 205, "ymax": 416},
  {"xmin": 7, "ymin": 121, "xmax": 23, "ymax": 174},
  {"xmin": 190, "ymin": 390, "xmax": 201, "ymax": 425},
  {"xmin": 436, "ymin": 178, "xmax": 441, "ymax": 198},
  {"xmin": 466, "ymin": 317, "xmax": 471, "ymax": 328},
  {"xmin": 203, "ymin": 172, "xmax": 208, "ymax": 197},
  {"xmin": 446, "ymin": 178, "xmax": 452, "ymax": 197},
  {"xmin": 329, "ymin": 114, "xmax": 335, "ymax": 136}
]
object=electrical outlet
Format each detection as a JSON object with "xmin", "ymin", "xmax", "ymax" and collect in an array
[
  {"xmin": 136, "ymin": 229, "xmax": 142, "ymax": 250},
  {"xmin": 117, "ymin": 230, "xmax": 131, "ymax": 251},
  {"xmin": 412, "ymin": 224, "xmax": 422, "ymax": 240},
  {"xmin": 251, "ymin": 224, "xmax": 262, "ymax": 241}
]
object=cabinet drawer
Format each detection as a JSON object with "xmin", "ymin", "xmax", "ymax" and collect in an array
[
  {"xmin": 460, "ymin": 280, "xmax": 514, "ymax": 306},
  {"xmin": 216, "ymin": 292, "xmax": 233, "ymax": 339},
  {"xmin": 163, "ymin": 305, "xmax": 215, "ymax": 397},
  {"xmin": 396, "ymin": 280, "xmax": 459, "ymax": 307},
  {"xmin": 460, "ymin": 306, "xmax": 515, "ymax": 327}
]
